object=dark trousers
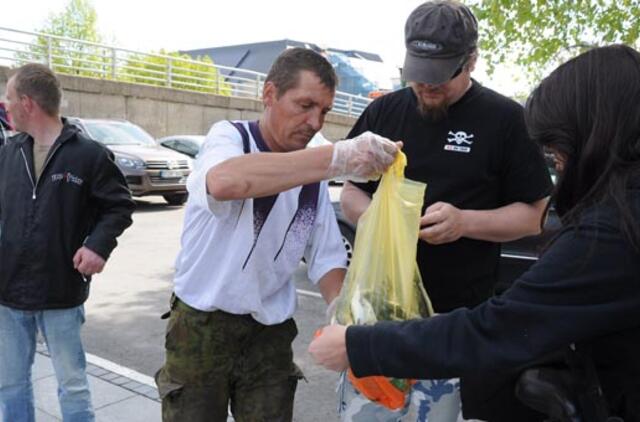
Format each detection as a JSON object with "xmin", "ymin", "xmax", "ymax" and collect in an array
[{"xmin": 155, "ymin": 298, "xmax": 303, "ymax": 422}]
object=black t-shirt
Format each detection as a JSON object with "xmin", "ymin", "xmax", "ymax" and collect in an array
[{"xmin": 349, "ymin": 82, "xmax": 553, "ymax": 312}]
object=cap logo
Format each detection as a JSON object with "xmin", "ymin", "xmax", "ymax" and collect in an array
[{"xmin": 411, "ymin": 40, "xmax": 442, "ymax": 52}]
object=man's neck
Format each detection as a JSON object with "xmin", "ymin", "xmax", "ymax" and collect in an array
[
  {"xmin": 29, "ymin": 116, "xmax": 63, "ymax": 147},
  {"xmin": 449, "ymin": 79, "xmax": 473, "ymax": 107},
  {"xmin": 257, "ymin": 115, "xmax": 280, "ymax": 152}
]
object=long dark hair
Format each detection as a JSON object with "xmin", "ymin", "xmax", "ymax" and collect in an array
[{"xmin": 525, "ymin": 45, "xmax": 640, "ymax": 250}]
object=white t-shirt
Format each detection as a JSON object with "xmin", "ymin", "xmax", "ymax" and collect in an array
[{"xmin": 173, "ymin": 120, "xmax": 347, "ymax": 325}]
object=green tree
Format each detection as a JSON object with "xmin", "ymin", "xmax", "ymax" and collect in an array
[
  {"xmin": 469, "ymin": 0, "xmax": 640, "ymax": 86},
  {"xmin": 122, "ymin": 50, "xmax": 232, "ymax": 96},
  {"xmin": 19, "ymin": 0, "xmax": 109, "ymax": 77},
  {"xmin": 41, "ymin": 0, "xmax": 101, "ymax": 43},
  {"xmin": 17, "ymin": 0, "xmax": 231, "ymax": 96}
]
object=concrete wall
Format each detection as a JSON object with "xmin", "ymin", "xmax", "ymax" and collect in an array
[{"xmin": 0, "ymin": 66, "xmax": 356, "ymax": 141}]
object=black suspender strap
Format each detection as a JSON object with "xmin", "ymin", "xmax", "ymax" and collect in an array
[{"xmin": 228, "ymin": 121, "xmax": 251, "ymax": 154}]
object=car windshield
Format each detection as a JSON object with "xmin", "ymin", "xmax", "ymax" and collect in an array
[
  {"xmin": 180, "ymin": 140, "xmax": 202, "ymax": 156},
  {"xmin": 180, "ymin": 137, "xmax": 205, "ymax": 150},
  {"xmin": 85, "ymin": 121, "xmax": 156, "ymax": 146}
]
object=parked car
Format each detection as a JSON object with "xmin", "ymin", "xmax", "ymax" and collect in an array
[
  {"xmin": 331, "ymin": 202, "xmax": 355, "ymax": 265},
  {"xmin": 68, "ymin": 118, "xmax": 191, "ymax": 205},
  {"xmin": 158, "ymin": 135, "xmax": 205, "ymax": 159}
]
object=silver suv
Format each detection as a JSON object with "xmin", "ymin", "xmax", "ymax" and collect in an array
[{"xmin": 69, "ymin": 118, "xmax": 191, "ymax": 205}]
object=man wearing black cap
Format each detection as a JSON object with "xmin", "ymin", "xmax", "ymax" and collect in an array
[{"xmin": 337, "ymin": 1, "xmax": 552, "ymax": 420}]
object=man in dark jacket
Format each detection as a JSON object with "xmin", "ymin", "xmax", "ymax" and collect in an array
[{"xmin": 0, "ymin": 64, "xmax": 134, "ymax": 422}]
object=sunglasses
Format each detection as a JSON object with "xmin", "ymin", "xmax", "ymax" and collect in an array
[{"xmin": 449, "ymin": 61, "xmax": 466, "ymax": 81}]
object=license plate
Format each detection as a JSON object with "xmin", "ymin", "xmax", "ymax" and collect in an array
[{"xmin": 160, "ymin": 170, "xmax": 182, "ymax": 179}]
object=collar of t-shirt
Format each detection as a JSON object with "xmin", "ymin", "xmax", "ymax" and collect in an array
[{"xmin": 33, "ymin": 143, "xmax": 51, "ymax": 180}]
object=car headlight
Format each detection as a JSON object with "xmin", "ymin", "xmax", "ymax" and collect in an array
[{"xmin": 116, "ymin": 156, "xmax": 145, "ymax": 169}]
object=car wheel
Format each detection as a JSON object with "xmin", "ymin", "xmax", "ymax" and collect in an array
[
  {"xmin": 163, "ymin": 193, "xmax": 188, "ymax": 206},
  {"xmin": 338, "ymin": 222, "xmax": 355, "ymax": 266}
]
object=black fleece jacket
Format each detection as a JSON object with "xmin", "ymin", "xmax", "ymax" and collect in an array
[
  {"xmin": 347, "ymin": 187, "xmax": 640, "ymax": 421},
  {"xmin": 0, "ymin": 119, "xmax": 134, "ymax": 310}
]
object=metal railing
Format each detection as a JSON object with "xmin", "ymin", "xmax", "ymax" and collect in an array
[{"xmin": 0, "ymin": 26, "xmax": 371, "ymax": 117}]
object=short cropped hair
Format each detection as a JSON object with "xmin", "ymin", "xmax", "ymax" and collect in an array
[
  {"xmin": 12, "ymin": 63, "xmax": 62, "ymax": 117},
  {"xmin": 265, "ymin": 48, "xmax": 338, "ymax": 97}
]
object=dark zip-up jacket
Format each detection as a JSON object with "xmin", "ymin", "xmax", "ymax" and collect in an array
[
  {"xmin": 347, "ymin": 186, "xmax": 640, "ymax": 421},
  {"xmin": 0, "ymin": 119, "xmax": 134, "ymax": 310}
]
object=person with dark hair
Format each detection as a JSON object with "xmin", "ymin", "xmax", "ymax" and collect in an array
[
  {"xmin": 154, "ymin": 47, "xmax": 400, "ymax": 422},
  {"xmin": 0, "ymin": 63, "xmax": 134, "ymax": 422},
  {"xmin": 335, "ymin": 1, "xmax": 552, "ymax": 420},
  {"xmin": 310, "ymin": 44, "xmax": 640, "ymax": 422}
]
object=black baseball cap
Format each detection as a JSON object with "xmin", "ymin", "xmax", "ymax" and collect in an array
[{"xmin": 403, "ymin": 1, "xmax": 478, "ymax": 85}]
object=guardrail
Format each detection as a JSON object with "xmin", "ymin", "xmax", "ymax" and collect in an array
[{"xmin": 0, "ymin": 26, "xmax": 371, "ymax": 117}]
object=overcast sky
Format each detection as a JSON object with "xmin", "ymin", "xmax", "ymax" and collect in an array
[{"xmin": 0, "ymin": 0, "xmax": 524, "ymax": 96}]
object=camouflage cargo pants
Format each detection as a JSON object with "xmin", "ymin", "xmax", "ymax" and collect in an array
[{"xmin": 155, "ymin": 296, "xmax": 303, "ymax": 422}]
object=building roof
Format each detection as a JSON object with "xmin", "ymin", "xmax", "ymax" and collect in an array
[
  {"xmin": 181, "ymin": 39, "xmax": 393, "ymax": 96},
  {"xmin": 181, "ymin": 39, "xmax": 382, "ymax": 75}
]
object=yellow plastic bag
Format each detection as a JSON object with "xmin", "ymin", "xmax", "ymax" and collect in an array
[{"xmin": 334, "ymin": 151, "xmax": 433, "ymax": 410}]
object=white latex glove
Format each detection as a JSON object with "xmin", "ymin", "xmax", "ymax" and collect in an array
[{"xmin": 328, "ymin": 131, "xmax": 398, "ymax": 182}]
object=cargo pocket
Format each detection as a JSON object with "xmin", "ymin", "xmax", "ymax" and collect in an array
[
  {"xmin": 155, "ymin": 367, "xmax": 186, "ymax": 422},
  {"xmin": 155, "ymin": 368, "xmax": 183, "ymax": 400}
]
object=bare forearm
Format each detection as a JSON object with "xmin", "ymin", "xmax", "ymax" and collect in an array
[
  {"xmin": 462, "ymin": 198, "xmax": 549, "ymax": 242},
  {"xmin": 207, "ymin": 146, "xmax": 333, "ymax": 200},
  {"xmin": 340, "ymin": 182, "xmax": 372, "ymax": 225},
  {"xmin": 318, "ymin": 268, "xmax": 346, "ymax": 304}
]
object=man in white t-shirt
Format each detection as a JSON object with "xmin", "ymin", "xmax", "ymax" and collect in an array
[{"xmin": 155, "ymin": 47, "xmax": 399, "ymax": 422}]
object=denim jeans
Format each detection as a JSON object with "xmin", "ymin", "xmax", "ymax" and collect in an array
[{"xmin": 0, "ymin": 304, "xmax": 95, "ymax": 422}]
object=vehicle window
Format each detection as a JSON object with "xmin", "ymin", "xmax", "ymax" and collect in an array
[
  {"xmin": 85, "ymin": 122, "xmax": 156, "ymax": 146},
  {"xmin": 180, "ymin": 140, "xmax": 200, "ymax": 157}
]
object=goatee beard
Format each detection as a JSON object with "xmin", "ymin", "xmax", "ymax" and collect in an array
[{"xmin": 417, "ymin": 101, "xmax": 448, "ymax": 122}]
